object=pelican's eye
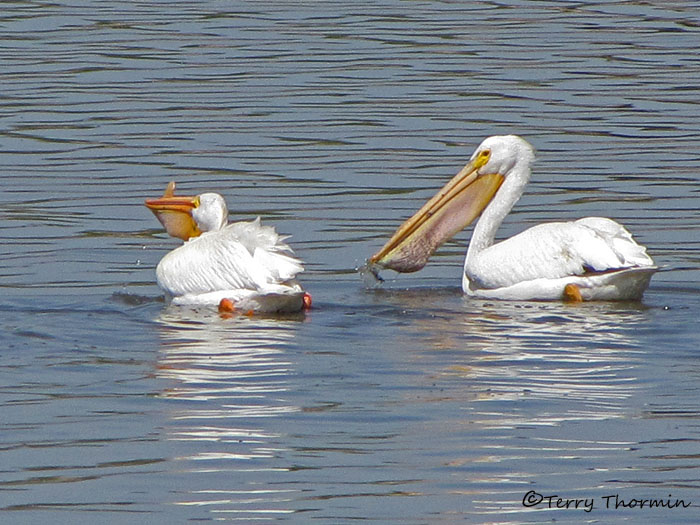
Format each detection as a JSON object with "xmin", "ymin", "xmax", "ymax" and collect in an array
[
  {"xmin": 193, "ymin": 196, "xmax": 201, "ymax": 208},
  {"xmin": 474, "ymin": 148, "xmax": 491, "ymax": 170}
]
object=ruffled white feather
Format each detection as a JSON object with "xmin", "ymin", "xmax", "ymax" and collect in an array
[{"xmin": 157, "ymin": 217, "xmax": 305, "ymax": 312}]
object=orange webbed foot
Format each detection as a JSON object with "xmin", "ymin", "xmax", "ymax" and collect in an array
[
  {"xmin": 563, "ymin": 283, "xmax": 583, "ymax": 302},
  {"xmin": 302, "ymin": 292, "xmax": 312, "ymax": 310},
  {"xmin": 218, "ymin": 298, "xmax": 236, "ymax": 318}
]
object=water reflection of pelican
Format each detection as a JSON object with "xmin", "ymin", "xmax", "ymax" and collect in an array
[
  {"xmin": 154, "ymin": 306, "xmax": 302, "ymax": 449},
  {"xmin": 152, "ymin": 307, "xmax": 305, "ymax": 514},
  {"xmin": 367, "ymin": 287, "xmax": 649, "ymax": 426},
  {"xmin": 368, "ymin": 290, "xmax": 658, "ymax": 518}
]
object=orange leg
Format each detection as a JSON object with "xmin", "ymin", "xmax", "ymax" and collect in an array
[
  {"xmin": 563, "ymin": 283, "xmax": 583, "ymax": 302},
  {"xmin": 302, "ymin": 292, "xmax": 312, "ymax": 310},
  {"xmin": 218, "ymin": 298, "xmax": 236, "ymax": 317}
]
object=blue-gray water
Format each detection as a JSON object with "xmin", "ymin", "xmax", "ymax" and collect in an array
[{"xmin": 2, "ymin": 2, "xmax": 700, "ymax": 523}]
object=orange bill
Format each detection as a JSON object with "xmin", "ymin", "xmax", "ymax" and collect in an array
[
  {"xmin": 369, "ymin": 154, "xmax": 503, "ymax": 273},
  {"xmin": 145, "ymin": 181, "xmax": 201, "ymax": 241}
]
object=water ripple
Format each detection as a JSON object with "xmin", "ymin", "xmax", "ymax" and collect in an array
[{"xmin": 2, "ymin": 1, "xmax": 700, "ymax": 522}]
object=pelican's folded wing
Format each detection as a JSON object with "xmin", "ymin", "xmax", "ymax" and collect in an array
[{"xmin": 156, "ymin": 219, "xmax": 303, "ymax": 299}]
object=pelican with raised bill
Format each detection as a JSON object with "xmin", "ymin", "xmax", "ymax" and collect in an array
[
  {"xmin": 145, "ymin": 181, "xmax": 310, "ymax": 313},
  {"xmin": 367, "ymin": 135, "xmax": 657, "ymax": 301}
]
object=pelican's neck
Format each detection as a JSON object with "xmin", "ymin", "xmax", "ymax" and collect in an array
[
  {"xmin": 192, "ymin": 194, "xmax": 229, "ymax": 234},
  {"xmin": 193, "ymin": 219, "xmax": 227, "ymax": 239},
  {"xmin": 465, "ymin": 162, "xmax": 530, "ymax": 264}
]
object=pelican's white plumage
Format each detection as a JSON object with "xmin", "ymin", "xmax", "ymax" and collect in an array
[
  {"xmin": 370, "ymin": 135, "xmax": 656, "ymax": 301},
  {"xmin": 146, "ymin": 185, "xmax": 307, "ymax": 313},
  {"xmin": 156, "ymin": 216, "xmax": 305, "ymax": 308},
  {"xmin": 463, "ymin": 216, "xmax": 655, "ymax": 300}
]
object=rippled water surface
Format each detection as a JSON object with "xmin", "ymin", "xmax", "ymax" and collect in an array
[{"xmin": 2, "ymin": 1, "xmax": 700, "ymax": 523}]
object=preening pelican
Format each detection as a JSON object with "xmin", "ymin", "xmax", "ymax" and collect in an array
[
  {"xmin": 368, "ymin": 135, "xmax": 656, "ymax": 301},
  {"xmin": 146, "ymin": 182, "xmax": 309, "ymax": 313}
]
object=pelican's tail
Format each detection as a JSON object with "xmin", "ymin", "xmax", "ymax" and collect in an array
[{"xmin": 575, "ymin": 217, "xmax": 654, "ymax": 268}]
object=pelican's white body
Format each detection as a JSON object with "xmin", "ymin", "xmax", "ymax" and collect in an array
[
  {"xmin": 157, "ymin": 212, "xmax": 305, "ymax": 312},
  {"xmin": 463, "ymin": 217, "xmax": 656, "ymax": 300},
  {"xmin": 461, "ymin": 135, "xmax": 656, "ymax": 300}
]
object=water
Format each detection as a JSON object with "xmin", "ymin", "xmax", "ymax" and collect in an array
[{"xmin": 2, "ymin": 1, "xmax": 700, "ymax": 523}]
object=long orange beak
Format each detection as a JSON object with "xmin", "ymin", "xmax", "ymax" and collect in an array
[
  {"xmin": 145, "ymin": 181, "xmax": 201, "ymax": 241},
  {"xmin": 368, "ymin": 152, "xmax": 503, "ymax": 273}
]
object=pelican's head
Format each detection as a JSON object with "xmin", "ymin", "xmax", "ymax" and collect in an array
[
  {"xmin": 368, "ymin": 135, "xmax": 534, "ymax": 273},
  {"xmin": 192, "ymin": 193, "xmax": 228, "ymax": 233},
  {"xmin": 145, "ymin": 182, "xmax": 229, "ymax": 241},
  {"xmin": 471, "ymin": 135, "xmax": 535, "ymax": 177}
]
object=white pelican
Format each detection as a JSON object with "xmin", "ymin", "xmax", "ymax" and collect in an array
[
  {"xmin": 146, "ymin": 181, "xmax": 310, "ymax": 313},
  {"xmin": 368, "ymin": 135, "xmax": 656, "ymax": 301}
]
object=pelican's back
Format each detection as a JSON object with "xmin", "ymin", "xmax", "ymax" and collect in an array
[{"xmin": 156, "ymin": 218, "xmax": 303, "ymax": 303}]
